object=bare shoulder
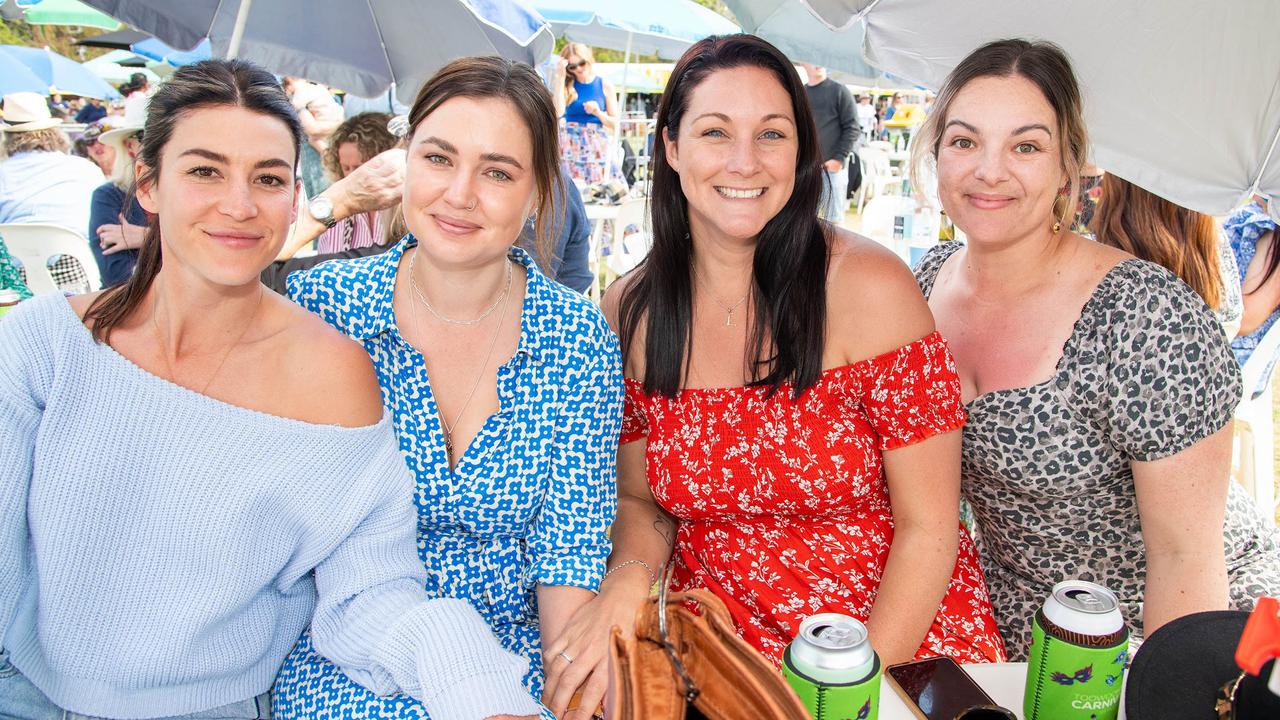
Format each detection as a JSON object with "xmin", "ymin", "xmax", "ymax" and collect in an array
[
  {"xmin": 271, "ymin": 295, "xmax": 383, "ymax": 427},
  {"xmin": 826, "ymin": 228, "xmax": 936, "ymax": 363},
  {"xmin": 66, "ymin": 290, "xmax": 107, "ymax": 319},
  {"xmin": 601, "ymin": 272, "xmax": 639, "ymax": 332}
]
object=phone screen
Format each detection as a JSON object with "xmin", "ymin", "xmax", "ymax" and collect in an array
[{"xmin": 885, "ymin": 656, "xmax": 995, "ymax": 720}]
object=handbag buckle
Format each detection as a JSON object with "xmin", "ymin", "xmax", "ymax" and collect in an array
[{"xmin": 657, "ymin": 563, "xmax": 701, "ymax": 703}]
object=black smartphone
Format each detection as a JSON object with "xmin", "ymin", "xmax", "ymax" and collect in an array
[{"xmin": 885, "ymin": 656, "xmax": 1001, "ymax": 720}]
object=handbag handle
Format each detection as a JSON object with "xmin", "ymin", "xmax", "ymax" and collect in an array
[{"xmin": 657, "ymin": 564, "xmax": 701, "ymax": 703}]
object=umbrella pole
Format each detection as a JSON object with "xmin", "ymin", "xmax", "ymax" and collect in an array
[
  {"xmin": 616, "ymin": 30, "xmax": 632, "ymax": 182},
  {"xmin": 226, "ymin": 0, "xmax": 254, "ymax": 59}
]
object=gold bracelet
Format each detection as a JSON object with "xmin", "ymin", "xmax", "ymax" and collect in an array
[{"xmin": 602, "ymin": 559, "xmax": 656, "ymax": 587}]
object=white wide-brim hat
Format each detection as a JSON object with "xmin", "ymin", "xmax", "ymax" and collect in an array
[{"xmin": 0, "ymin": 91, "xmax": 60, "ymax": 133}]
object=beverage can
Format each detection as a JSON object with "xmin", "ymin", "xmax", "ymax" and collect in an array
[
  {"xmin": 0, "ymin": 288, "xmax": 21, "ymax": 319},
  {"xmin": 782, "ymin": 613, "xmax": 881, "ymax": 720},
  {"xmin": 1024, "ymin": 580, "xmax": 1129, "ymax": 720}
]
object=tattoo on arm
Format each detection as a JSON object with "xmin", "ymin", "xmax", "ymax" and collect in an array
[{"xmin": 653, "ymin": 513, "xmax": 674, "ymax": 546}]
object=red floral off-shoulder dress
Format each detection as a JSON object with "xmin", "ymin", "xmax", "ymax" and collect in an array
[{"xmin": 621, "ymin": 331, "xmax": 1006, "ymax": 665}]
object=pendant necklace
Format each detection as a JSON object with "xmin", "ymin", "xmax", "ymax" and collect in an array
[{"xmin": 693, "ymin": 266, "xmax": 750, "ymax": 326}]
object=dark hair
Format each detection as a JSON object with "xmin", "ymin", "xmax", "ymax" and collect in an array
[
  {"xmin": 323, "ymin": 112, "xmax": 396, "ymax": 180},
  {"xmin": 911, "ymin": 38, "xmax": 1088, "ymax": 229},
  {"xmin": 85, "ymin": 59, "xmax": 303, "ymax": 343},
  {"xmin": 1092, "ymin": 174, "xmax": 1224, "ymax": 309},
  {"xmin": 404, "ymin": 56, "xmax": 559, "ymax": 264},
  {"xmin": 617, "ymin": 34, "xmax": 828, "ymax": 398}
]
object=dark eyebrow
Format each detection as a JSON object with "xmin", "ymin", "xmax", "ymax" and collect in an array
[
  {"xmin": 481, "ymin": 152, "xmax": 523, "ymax": 170},
  {"xmin": 693, "ymin": 111, "xmax": 795, "ymax": 125},
  {"xmin": 418, "ymin": 136, "xmax": 457, "ymax": 154},
  {"xmin": 1012, "ymin": 123, "xmax": 1053, "ymax": 137},
  {"xmin": 944, "ymin": 119, "xmax": 1053, "ymax": 138},
  {"xmin": 177, "ymin": 147, "xmax": 292, "ymax": 170}
]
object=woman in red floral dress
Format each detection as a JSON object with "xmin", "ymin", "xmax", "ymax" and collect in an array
[{"xmin": 540, "ymin": 35, "xmax": 1005, "ymax": 719}]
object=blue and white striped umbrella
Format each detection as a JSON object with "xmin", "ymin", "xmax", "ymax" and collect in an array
[{"xmin": 0, "ymin": 44, "xmax": 121, "ymax": 99}]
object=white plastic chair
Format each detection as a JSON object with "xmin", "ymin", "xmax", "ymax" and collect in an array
[
  {"xmin": 1, "ymin": 223, "xmax": 101, "ymax": 295},
  {"xmin": 854, "ymin": 145, "xmax": 901, "ymax": 214},
  {"xmin": 605, "ymin": 198, "xmax": 651, "ymax": 280},
  {"xmin": 1231, "ymin": 318, "xmax": 1280, "ymax": 526}
]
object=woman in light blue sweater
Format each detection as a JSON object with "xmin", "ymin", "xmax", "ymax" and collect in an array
[{"xmin": 0, "ymin": 60, "xmax": 539, "ymax": 720}]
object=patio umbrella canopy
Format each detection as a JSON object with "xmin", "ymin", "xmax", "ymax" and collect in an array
[
  {"xmin": 725, "ymin": 0, "xmax": 1280, "ymax": 218},
  {"xmin": 0, "ymin": 44, "xmax": 121, "ymax": 99},
  {"xmin": 534, "ymin": 0, "xmax": 739, "ymax": 60},
  {"xmin": 0, "ymin": 51, "xmax": 51, "ymax": 97},
  {"xmin": 718, "ymin": 0, "xmax": 882, "ymax": 82},
  {"xmin": 80, "ymin": 0, "xmax": 555, "ymax": 104}
]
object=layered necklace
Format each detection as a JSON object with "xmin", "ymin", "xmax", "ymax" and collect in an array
[{"xmin": 407, "ymin": 249, "xmax": 512, "ymax": 467}]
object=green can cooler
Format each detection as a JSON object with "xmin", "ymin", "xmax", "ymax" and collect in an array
[
  {"xmin": 1024, "ymin": 580, "xmax": 1129, "ymax": 720},
  {"xmin": 781, "ymin": 613, "xmax": 881, "ymax": 720}
]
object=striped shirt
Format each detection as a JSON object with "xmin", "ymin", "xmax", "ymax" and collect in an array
[{"xmin": 316, "ymin": 211, "xmax": 383, "ymax": 254}]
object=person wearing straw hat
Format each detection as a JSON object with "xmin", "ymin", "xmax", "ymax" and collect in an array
[
  {"xmin": 0, "ymin": 92, "xmax": 103, "ymax": 231},
  {"xmin": 0, "ymin": 91, "xmax": 104, "ymax": 292},
  {"xmin": 87, "ymin": 115, "xmax": 148, "ymax": 287}
]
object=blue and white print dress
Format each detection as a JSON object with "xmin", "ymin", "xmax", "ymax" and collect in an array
[{"xmin": 272, "ymin": 236, "xmax": 623, "ymax": 718}]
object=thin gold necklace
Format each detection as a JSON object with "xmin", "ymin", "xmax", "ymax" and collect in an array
[
  {"xmin": 693, "ymin": 266, "xmax": 750, "ymax": 326},
  {"xmin": 407, "ymin": 248, "xmax": 512, "ymax": 468},
  {"xmin": 151, "ymin": 280, "xmax": 264, "ymax": 395}
]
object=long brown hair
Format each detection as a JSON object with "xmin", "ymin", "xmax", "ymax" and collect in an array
[
  {"xmin": 405, "ymin": 56, "xmax": 560, "ymax": 264},
  {"xmin": 911, "ymin": 39, "xmax": 1088, "ymax": 230},
  {"xmin": 83, "ymin": 59, "xmax": 303, "ymax": 343},
  {"xmin": 1092, "ymin": 173, "xmax": 1224, "ymax": 309}
]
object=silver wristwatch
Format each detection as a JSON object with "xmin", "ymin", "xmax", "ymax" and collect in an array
[{"xmin": 308, "ymin": 195, "xmax": 337, "ymax": 229}]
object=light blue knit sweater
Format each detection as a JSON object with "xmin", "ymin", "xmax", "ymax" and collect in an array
[{"xmin": 0, "ymin": 294, "xmax": 542, "ymax": 720}]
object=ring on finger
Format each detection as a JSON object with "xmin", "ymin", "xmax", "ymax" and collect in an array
[{"xmin": 558, "ymin": 650, "xmax": 574, "ymax": 664}]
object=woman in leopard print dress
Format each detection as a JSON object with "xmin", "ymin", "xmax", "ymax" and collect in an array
[{"xmin": 910, "ymin": 39, "xmax": 1280, "ymax": 659}]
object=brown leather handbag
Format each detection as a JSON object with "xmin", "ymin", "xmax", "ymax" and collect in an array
[{"xmin": 606, "ymin": 577, "xmax": 810, "ymax": 720}]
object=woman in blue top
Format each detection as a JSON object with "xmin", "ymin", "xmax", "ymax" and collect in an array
[
  {"xmin": 87, "ymin": 121, "xmax": 148, "ymax": 287},
  {"xmin": 0, "ymin": 59, "xmax": 539, "ymax": 720},
  {"xmin": 553, "ymin": 43, "xmax": 620, "ymax": 184},
  {"xmin": 273, "ymin": 57, "xmax": 624, "ymax": 720}
]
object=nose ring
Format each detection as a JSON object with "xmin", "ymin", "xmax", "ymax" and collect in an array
[{"xmin": 466, "ymin": 200, "xmax": 477, "ymax": 212}]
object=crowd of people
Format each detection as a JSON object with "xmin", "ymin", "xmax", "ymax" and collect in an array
[{"xmin": 0, "ymin": 30, "xmax": 1278, "ymax": 720}]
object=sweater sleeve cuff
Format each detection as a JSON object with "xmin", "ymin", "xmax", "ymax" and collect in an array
[{"xmin": 375, "ymin": 598, "xmax": 542, "ymax": 720}]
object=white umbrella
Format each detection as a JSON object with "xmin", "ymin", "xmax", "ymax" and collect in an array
[
  {"xmin": 725, "ymin": 0, "xmax": 1280, "ymax": 218},
  {"xmin": 719, "ymin": 0, "xmax": 883, "ymax": 83},
  {"xmin": 79, "ymin": 0, "xmax": 556, "ymax": 105}
]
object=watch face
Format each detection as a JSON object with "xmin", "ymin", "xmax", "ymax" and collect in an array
[{"xmin": 309, "ymin": 196, "xmax": 333, "ymax": 220}]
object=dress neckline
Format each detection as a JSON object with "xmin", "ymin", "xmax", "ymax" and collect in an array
[
  {"xmin": 623, "ymin": 330, "xmax": 946, "ymax": 396},
  {"xmin": 921, "ymin": 243, "xmax": 1143, "ymax": 409}
]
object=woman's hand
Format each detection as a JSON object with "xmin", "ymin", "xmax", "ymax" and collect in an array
[
  {"xmin": 97, "ymin": 214, "xmax": 146, "ymax": 254},
  {"xmin": 554, "ymin": 57, "xmax": 568, "ymax": 77},
  {"xmin": 540, "ymin": 565, "xmax": 653, "ymax": 719},
  {"xmin": 582, "ymin": 100, "xmax": 601, "ymax": 117}
]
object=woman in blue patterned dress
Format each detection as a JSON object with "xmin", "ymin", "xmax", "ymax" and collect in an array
[
  {"xmin": 272, "ymin": 57, "xmax": 624, "ymax": 720},
  {"xmin": 1227, "ymin": 196, "xmax": 1280, "ymax": 369}
]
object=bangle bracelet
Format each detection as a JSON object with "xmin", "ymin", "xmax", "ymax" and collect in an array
[{"xmin": 602, "ymin": 559, "xmax": 656, "ymax": 587}]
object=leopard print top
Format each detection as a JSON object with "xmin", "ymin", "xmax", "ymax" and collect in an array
[{"xmin": 915, "ymin": 241, "xmax": 1280, "ymax": 659}]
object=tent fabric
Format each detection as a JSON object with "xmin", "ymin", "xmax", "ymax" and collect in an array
[{"xmin": 534, "ymin": 0, "xmax": 739, "ymax": 60}]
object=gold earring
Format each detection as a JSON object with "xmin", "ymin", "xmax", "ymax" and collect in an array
[{"xmin": 1052, "ymin": 220, "xmax": 1062, "ymax": 233}]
